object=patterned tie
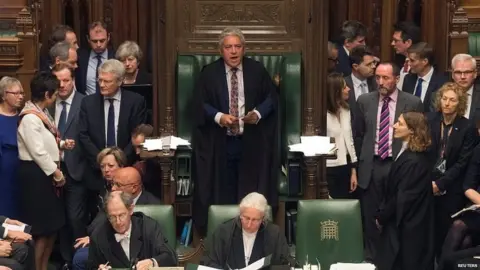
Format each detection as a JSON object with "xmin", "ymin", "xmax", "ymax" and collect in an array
[
  {"xmin": 414, "ymin": 78, "xmax": 423, "ymax": 98},
  {"xmin": 227, "ymin": 67, "xmax": 239, "ymax": 136},
  {"xmin": 106, "ymin": 98, "xmax": 116, "ymax": 147},
  {"xmin": 360, "ymin": 82, "xmax": 367, "ymax": 95},
  {"xmin": 57, "ymin": 101, "xmax": 67, "ymax": 138},
  {"xmin": 378, "ymin": 96, "xmax": 391, "ymax": 159},
  {"xmin": 95, "ymin": 54, "xmax": 103, "ymax": 94}
]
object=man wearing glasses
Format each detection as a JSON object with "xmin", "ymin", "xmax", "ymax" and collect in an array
[
  {"xmin": 72, "ymin": 167, "xmax": 159, "ymax": 270},
  {"xmin": 450, "ymin": 54, "xmax": 479, "ymax": 123},
  {"xmin": 87, "ymin": 191, "xmax": 176, "ymax": 270},
  {"xmin": 75, "ymin": 21, "xmax": 115, "ymax": 95}
]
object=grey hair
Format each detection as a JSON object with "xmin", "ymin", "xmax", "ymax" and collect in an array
[
  {"xmin": 452, "ymin": 53, "xmax": 477, "ymax": 70},
  {"xmin": 98, "ymin": 59, "xmax": 126, "ymax": 82},
  {"xmin": 239, "ymin": 192, "xmax": 270, "ymax": 222},
  {"xmin": 49, "ymin": 41, "xmax": 72, "ymax": 62},
  {"xmin": 103, "ymin": 191, "xmax": 134, "ymax": 212},
  {"xmin": 0, "ymin": 76, "xmax": 22, "ymax": 100},
  {"xmin": 115, "ymin": 40, "xmax": 143, "ymax": 62},
  {"xmin": 218, "ymin": 27, "xmax": 246, "ymax": 48}
]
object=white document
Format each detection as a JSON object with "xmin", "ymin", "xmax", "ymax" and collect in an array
[
  {"xmin": 142, "ymin": 136, "xmax": 191, "ymax": 151},
  {"xmin": 143, "ymin": 138, "xmax": 163, "ymax": 151},
  {"xmin": 2, "ymin": 223, "xmax": 26, "ymax": 232},
  {"xmin": 329, "ymin": 263, "xmax": 376, "ymax": 270},
  {"xmin": 289, "ymin": 136, "xmax": 336, "ymax": 156}
]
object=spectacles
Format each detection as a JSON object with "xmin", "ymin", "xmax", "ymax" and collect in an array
[
  {"xmin": 328, "ymin": 57, "xmax": 339, "ymax": 64},
  {"xmin": 111, "ymin": 181, "xmax": 137, "ymax": 188},
  {"xmin": 107, "ymin": 212, "xmax": 129, "ymax": 222},
  {"xmin": 5, "ymin": 91, "xmax": 25, "ymax": 97},
  {"xmin": 453, "ymin": 70, "xmax": 476, "ymax": 76},
  {"xmin": 240, "ymin": 215, "xmax": 263, "ymax": 224}
]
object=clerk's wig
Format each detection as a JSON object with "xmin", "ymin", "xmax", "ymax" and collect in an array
[{"xmin": 239, "ymin": 192, "xmax": 271, "ymax": 222}]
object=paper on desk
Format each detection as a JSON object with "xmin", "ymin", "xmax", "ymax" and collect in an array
[
  {"xmin": 329, "ymin": 263, "xmax": 376, "ymax": 270},
  {"xmin": 143, "ymin": 139, "xmax": 163, "ymax": 151},
  {"xmin": 2, "ymin": 223, "xmax": 26, "ymax": 232},
  {"xmin": 289, "ymin": 136, "xmax": 336, "ymax": 156},
  {"xmin": 142, "ymin": 136, "xmax": 191, "ymax": 151},
  {"xmin": 239, "ymin": 254, "xmax": 271, "ymax": 270}
]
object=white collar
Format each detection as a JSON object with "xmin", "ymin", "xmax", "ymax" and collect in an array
[
  {"xmin": 90, "ymin": 49, "xmax": 108, "ymax": 59},
  {"xmin": 418, "ymin": 66, "xmax": 434, "ymax": 83},
  {"xmin": 224, "ymin": 63, "xmax": 243, "ymax": 74},
  {"xmin": 343, "ymin": 46, "xmax": 350, "ymax": 56},
  {"xmin": 104, "ymin": 88, "xmax": 122, "ymax": 101},
  {"xmin": 351, "ymin": 73, "xmax": 367, "ymax": 88},
  {"xmin": 468, "ymin": 85, "xmax": 474, "ymax": 95},
  {"xmin": 56, "ymin": 89, "xmax": 76, "ymax": 106},
  {"xmin": 242, "ymin": 229, "xmax": 258, "ymax": 238},
  {"xmin": 133, "ymin": 190, "xmax": 142, "ymax": 205},
  {"xmin": 114, "ymin": 221, "xmax": 132, "ymax": 241}
]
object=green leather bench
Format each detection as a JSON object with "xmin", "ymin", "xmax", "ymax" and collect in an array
[
  {"xmin": 134, "ymin": 205, "xmax": 176, "ymax": 248},
  {"xmin": 469, "ymin": 32, "xmax": 480, "ymax": 56},
  {"xmin": 176, "ymin": 53, "xmax": 302, "ymax": 198},
  {"xmin": 295, "ymin": 200, "xmax": 364, "ymax": 269},
  {"xmin": 206, "ymin": 205, "xmax": 273, "ymax": 239}
]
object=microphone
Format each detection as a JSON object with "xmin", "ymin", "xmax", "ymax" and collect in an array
[{"xmin": 224, "ymin": 217, "xmax": 240, "ymax": 269}]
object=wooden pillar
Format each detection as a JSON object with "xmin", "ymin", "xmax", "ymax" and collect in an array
[
  {"xmin": 422, "ymin": 0, "xmax": 450, "ymax": 72},
  {"xmin": 40, "ymin": 0, "xmax": 63, "ymax": 49},
  {"xmin": 380, "ymin": 0, "xmax": 397, "ymax": 62},
  {"xmin": 16, "ymin": 7, "xmax": 37, "ymax": 100},
  {"xmin": 87, "ymin": 0, "xmax": 104, "ymax": 23},
  {"xmin": 302, "ymin": 0, "xmax": 329, "ymax": 199}
]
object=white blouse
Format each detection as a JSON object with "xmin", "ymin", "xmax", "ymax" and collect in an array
[
  {"xmin": 17, "ymin": 113, "xmax": 59, "ymax": 176},
  {"xmin": 326, "ymin": 107, "xmax": 357, "ymax": 167}
]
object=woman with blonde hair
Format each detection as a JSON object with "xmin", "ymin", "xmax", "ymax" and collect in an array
[
  {"xmin": 376, "ymin": 111, "xmax": 434, "ymax": 270},
  {"xmin": 427, "ymin": 82, "xmax": 477, "ymax": 259}
]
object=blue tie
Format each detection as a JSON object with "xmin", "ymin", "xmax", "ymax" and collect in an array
[
  {"xmin": 57, "ymin": 101, "xmax": 67, "ymax": 138},
  {"xmin": 95, "ymin": 54, "xmax": 103, "ymax": 94},
  {"xmin": 106, "ymin": 98, "xmax": 116, "ymax": 147},
  {"xmin": 414, "ymin": 77, "xmax": 423, "ymax": 97}
]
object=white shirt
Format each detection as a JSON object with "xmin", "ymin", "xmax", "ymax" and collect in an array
[
  {"xmin": 86, "ymin": 49, "xmax": 109, "ymax": 95},
  {"xmin": 214, "ymin": 63, "xmax": 261, "ymax": 134},
  {"xmin": 115, "ymin": 221, "xmax": 132, "ymax": 259},
  {"xmin": 465, "ymin": 86, "xmax": 474, "ymax": 119},
  {"xmin": 413, "ymin": 66, "xmax": 434, "ymax": 102},
  {"xmin": 351, "ymin": 74, "xmax": 368, "ymax": 100},
  {"xmin": 55, "ymin": 90, "xmax": 76, "ymax": 129},
  {"xmin": 397, "ymin": 59, "xmax": 411, "ymax": 91},
  {"xmin": 18, "ymin": 113, "xmax": 59, "ymax": 176},
  {"xmin": 343, "ymin": 46, "xmax": 350, "ymax": 56},
  {"xmin": 103, "ymin": 90, "xmax": 122, "ymax": 147},
  {"xmin": 326, "ymin": 107, "xmax": 358, "ymax": 167},
  {"xmin": 242, "ymin": 229, "xmax": 257, "ymax": 266},
  {"xmin": 396, "ymin": 141, "xmax": 409, "ymax": 161}
]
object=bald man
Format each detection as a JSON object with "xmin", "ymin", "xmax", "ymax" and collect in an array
[{"xmin": 71, "ymin": 167, "xmax": 160, "ymax": 270}]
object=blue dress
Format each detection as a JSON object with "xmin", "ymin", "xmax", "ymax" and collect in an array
[{"xmin": 0, "ymin": 114, "xmax": 20, "ymax": 218}]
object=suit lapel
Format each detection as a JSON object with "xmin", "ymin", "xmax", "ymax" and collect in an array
[
  {"xmin": 99, "ymin": 94, "xmax": 107, "ymax": 147},
  {"xmin": 370, "ymin": 93, "xmax": 379, "ymax": 144},
  {"xmin": 446, "ymin": 117, "xmax": 462, "ymax": 157},
  {"xmin": 64, "ymin": 92, "xmax": 80, "ymax": 133},
  {"xmin": 243, "ymin": 58, "xmax": 254, "ymax": 111},
  {"xmin": 393, "ymin": 92, "xmax": 407, "ymax": 156},
  {"xmin": 129, "ymin": 217, "xmax": 143, "ymax": 263},
  {"xmin": 106, "ymin": 228, "xmax": 131, "ymax": 266},
  {"xmin": 118, "ymin": 89, "xmax": 127, "ymax": 146},
  {"xmin": 345, "ymin": 76, "xmax": 356, "ymax": 108},
  {"xmin": 80, "ymin": 50, "xmax": 90, "ymax": 91},
  {"xmin": 217, "ymin": 60, "xmax": 229, "ymax": 114},
  {"xmin": 430, "ymin": 113, "xmax": 441, "ymax": 151},
  {"xmin": 470, "ymin": 86, "xmax": 480, "ymax": 117}
]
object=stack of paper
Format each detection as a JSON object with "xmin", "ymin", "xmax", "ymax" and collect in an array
[
  {"xmin": 142, "ymin": 136, "xmax": 191, "ymax": 151},
  {"xmin": 329, "ymin": 263, "xmax": 376, "ymax": 270},
  {"xmin": 289, "ymin": 136, "xmax": 336, "ymax": 156}
]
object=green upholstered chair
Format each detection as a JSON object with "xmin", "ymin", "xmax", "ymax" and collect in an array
[
  {"xmin": 134, "ymin": 205, "xmax": 176, "ymax": 248},
  {"xmin": 176, "ymin": 53, "xmax": 302, "ymax": 198},
  {"xmin": 295, "ymin": 200, "xmax": 364, "ymax": 269},
  {"xmin": 469, "ymin": 32, "xmax": 480, "ymax": 56},
  {"xmin": 206, "ymin": 205, "xmax": 273, "ymax": 239}
]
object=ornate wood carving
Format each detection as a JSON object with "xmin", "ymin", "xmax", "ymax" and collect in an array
[
  {"xmin": 303, "ymin": 156, "xmax": 319, "ymax": 199},
  {"xmin": 198, "ymin": 3, "xmax": 281, "ymax": 23},
  {"xmin": 371, "ymin": 0, "xmax": 382, "ymax": 57},
  {"xmin": 290, "ymin": 0, "xmax": 297, "ymax": 34},
  {"xmin": 103, "ymin": 0, "xmax": 113, "ymax": 30}
]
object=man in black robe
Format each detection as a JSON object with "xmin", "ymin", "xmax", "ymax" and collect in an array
[
  {"xmin": 201, "ymin": 192, "xmax": 292, "ymax": 269},
  {"xmin": 192, "ymin": 27, "xmax": 279, "ymax": 236},
  {"xmin": 87, "ymin": 191, "xmax": 177, "ymax": 270}
]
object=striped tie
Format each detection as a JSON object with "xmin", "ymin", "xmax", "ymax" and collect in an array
[
  {"xmin": 378, "ymin": 96, "xmax": 391, "ymax": 159},
  {"xmin": 227, "ymin": 68, "xmax": 239, "ymax": 135}
]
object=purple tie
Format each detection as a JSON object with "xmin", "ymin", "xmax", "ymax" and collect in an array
[{"xmin": 378, "ymin": 96, "xmax": 391, "ymax": 159}]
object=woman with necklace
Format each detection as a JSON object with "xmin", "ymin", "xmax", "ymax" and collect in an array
[
  {"xmin": 0, "ymin": 76, "xmax": 24, "ymax": 219},
  {"xmin": 17, "ymin": 72, "xmax": 74, "ymax": 270}
]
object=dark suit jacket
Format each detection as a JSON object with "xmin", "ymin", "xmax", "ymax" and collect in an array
[
  {"xmin": 87, "ymin": 190, "xmax": 161, "ymax": 235},
  {"xmin": 75, "ymin": 48, "xmax": 115, "ymax": 95},
  {"xmin": 335, "ymin": 45, "xmax": 352, "ymax": 76},
  {"xmin": 426, "ymin": 112, "xmax": 477, "ymax": 194},
  {"xmin": 78, "ymin": 89, "xmax": 146, "ymax": 190},
  {"xmin": 468, "ymin": 84, "xmax": 480, "ymax": 125},
  {"xmin": 87, "ymin": 212, "xmax": 177, "ymax": 269},
  {"xmin": 402, "ymin": 69, "xmax": 448, "ymax": 112},
  {"xmin": 48, "ymin": 91, "xmax": 85, "ymax": 181},
  {"xmin": 463, "ymin": 143, "xmax": 480, "ymax": 193},
  {"xmin": 355, "ymin": 90, "xmax": 423, "ymax": 189},
  {"xmin": 345, "ymin": 74, "xmax": 376, "ymax": 155},
  {"xmin": 0, "ymin": 216, "xmax": 6, "ymax": 237}
]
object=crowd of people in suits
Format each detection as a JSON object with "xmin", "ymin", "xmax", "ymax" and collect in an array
[{"xmin": 327, "ymin": 20, "xmax": 480, "ymax": 270}]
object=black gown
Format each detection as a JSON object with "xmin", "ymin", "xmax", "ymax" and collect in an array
[
  {"xmin": 191, "ymin": 57, "xmax": 279, "ymax": 235},
  {"xmin": 201, "ymin": 218, "xmax": 292, "ymax": 270},
  {"xmin": 376, "ymin": 149, "xmax": 435, "ymax": 270}
]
